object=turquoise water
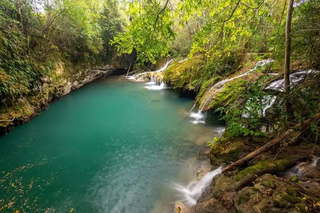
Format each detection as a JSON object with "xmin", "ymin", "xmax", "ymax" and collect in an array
[{"xmin": 0, "ymin": 78, "xmax": 223, "ymax": 213}]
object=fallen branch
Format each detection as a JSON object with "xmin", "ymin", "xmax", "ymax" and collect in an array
[
  {"xmin": 184, "ymin": 102, "xmax": 197, "ymax": 119},
  {"xmin": 222, "ymin": 112, "xmax": 320, "ymax": 174}
]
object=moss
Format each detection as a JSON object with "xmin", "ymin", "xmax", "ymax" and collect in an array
[
  {"xmin": 236, "ymin": 159, "xmax": 289, "ymax": 181},
  {"xmin": 0, "ymin": 98, "xmax": 35, "ymax": 128},
  {"xmin": 163, "ymin": 55, "xmax": 206, "ymax": 90},
  {"xmin": 283, "ymin": 192, "xmax": 301, "ymax": 204},
  {"xmin": 220, "ymin": 141, "xmax": 244, "ymax": 155},
  {"xmin": 286, "ymin": 187, "xmax": 297, "ymax": 197},
  {"xmin": 261, "ymin": 180, "xmax": 277, "ymax": 189},
  {"xmin": 210, "ymin": 138, "xmax": 245, "ymax": 163},
  {"xmin": 295, "ymin": 203, "xmax": 307, "ymax": 213},
  {"xmin": 198, "ymin": 77, "xmax": 250, "ymax": 111},
  {"xmin": 197, "ymin": 76, "xmax": 223, "ymax": 99}
]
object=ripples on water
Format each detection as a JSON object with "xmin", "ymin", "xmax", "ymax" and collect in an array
[{"xmin": 0, "ymin": 78, "xmax": 224, "ymax": 213}]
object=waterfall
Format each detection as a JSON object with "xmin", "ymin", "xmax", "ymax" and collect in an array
[
  {"xmin": 261, "ymin": 95, "xmax": 277, "ymax": 116},
  {"xmin": 312, "ymin": 156, "xmax": 320, "ymax": 167},
  {"xmin": 144, "ymin": 60, "xmax": 173, "ymax": 90},
  {"xmin": 281, "ymin": 156, "xmax": 319, "ymax": 178},
  {"xmin": 189, "ymin": 110, "xmax": 206, "ymax": 124},
  {"xmin": 200, "ymin": 59, "xmax": 274, "ymax": 111},
  {"xmin": 242, "ymin": 95, "xmax": 277, "ymax": 118},
  {"xmin": 265, "ymin": 70, "xmax": 320, "ymax": 92},
  {"xmin": 144, "ymin": 82, "xmax": 167, "ymax": 90},
  {"xmin": 172, "ymin": 166, "xmax": 222, "ymax": 207},
  {"xmin": 155, "ymin": 59, "xmax": 173, "ymax": 72},
  {"xmin": 128, "ymin": 59, "xmax": 173, "ymax": 83}
]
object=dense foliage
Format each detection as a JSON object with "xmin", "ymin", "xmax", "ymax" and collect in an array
[
  {"xmin": 113, "ymin": 0, "xmax": 320, "ymax": 67},
  {"xmin": 0, "ymin": 0, "xmax": 123, "ymax": 105}
]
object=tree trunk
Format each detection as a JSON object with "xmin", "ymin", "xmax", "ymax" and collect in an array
[{"xmin": 284, "ymin": 0, "xmax": 294, "ymax": 117}]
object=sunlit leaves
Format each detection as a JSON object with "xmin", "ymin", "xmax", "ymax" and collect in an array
[{"xmin": 112, "ymin": 0, "xmax": 175, "ymax": 64}]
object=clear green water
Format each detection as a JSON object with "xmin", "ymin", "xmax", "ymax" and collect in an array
[{"xmin": 0, "ymin": 78, "xmax": 223, "ymax": 213}]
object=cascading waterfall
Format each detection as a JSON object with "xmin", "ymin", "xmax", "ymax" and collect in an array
[
  {"xmin": 189, "ymin": 110, "xmax": 206, "ymax": 124},
  {"xmin": 200, "ymin": 59, "xmax": 274, "ymax": 111},
  {"xmin": 282, "ymin": 155, "xmax": 319, "ymax": 178},
  {"xmin": 261, "ymin": 95, "xmax": 277, "ymax": 116},
  {"xmin": 266, "ymin": 70, "xmax": 320, "ymax": 92},
  {"xmin": 128, "ymin": 60, "xmax": 173, "ymax": 85},
  {"xmin": 172, "ymin": 166, "xmax": 222, "ymax": 207},
  {"xmin": 144, "ymin": 60, "xmax": 173, "ymax": 90},
  {"xmin": 242, "ymin": 95, "xmax": 277, "ymax": 118}
]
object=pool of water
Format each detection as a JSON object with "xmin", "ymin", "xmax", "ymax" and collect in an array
[{"xmin": 0, "ymin": 78, "xmax": 224, "ymax": 213}]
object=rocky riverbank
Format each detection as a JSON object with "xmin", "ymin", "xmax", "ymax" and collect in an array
[
  {"xmin": 194, "ymin": 137, "xmax": 320, "ymax": 213},
  {"xmin": 164, "ymin": 56, "xmax": 320, "ymax": 213},
  {"xmin": 0, "ymin": 63, "xmax": 115, "ymax": 136}
]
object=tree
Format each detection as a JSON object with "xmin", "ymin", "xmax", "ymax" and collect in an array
[{"xmin": 284, "ymin": 0, "xmax": 294, "ymax": 117}]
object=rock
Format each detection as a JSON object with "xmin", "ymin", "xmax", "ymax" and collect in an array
[
  {"xmin": 234, "ymin": 174, "xmax": 307, "ymax": 213},
  {"xmin": 215, "ymin": 175, "xmax": 235, "ymax": 192},
  {"xmin": 63, "ymin": 81, "xmax": 72, "ymax": 96},
  {"xmin": 210, "ymin": 139, "xmax": 248, "ymax": 166},
  {"xmin": 196, "ymin": 198, "xmax": 234, "ymax": 213},
  {"xmin": 72, "ymin": 81, "xmax": 80, "ymax": 89},
  {"xmin": 174, "ymin": 201, "xmax": 192, "ymax": 213}
]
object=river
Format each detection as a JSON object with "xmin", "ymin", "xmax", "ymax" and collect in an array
[{"xmin": 0, "ymin": 78, "xmax": 224, "ymax": 213}]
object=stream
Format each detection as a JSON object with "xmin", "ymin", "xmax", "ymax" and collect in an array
[{"xmin": 0, "ymin": 77, "xmax": 224, "ymax": 213}]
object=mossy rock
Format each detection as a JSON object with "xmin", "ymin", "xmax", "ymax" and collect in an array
[
  {"xmin": 199, "ymin": 77, "xmax": 250, "ymax": 111},
  {"xmin": 215, "ymin": 175, "xmax": 235, "ymax": 192},
  {"xmin": 234, "ymin": 174, "xmax": 307, "ymax": 213},
  {"xmin": 163, "ymin": 55, "xmax": 206, "ymax": 90},
  {"xmin": 295, "ymin": 203, "xmax": 307, "ymax": 213},
  {"xmin": 236, "ymin": 159, "xmax": 288, "ymax": 181},
  {"xmin": 210, "ymin": 139, "xmax": 246, "ymax": 164}
]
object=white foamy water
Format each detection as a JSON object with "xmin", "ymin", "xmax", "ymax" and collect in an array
[
  {"xmin": 242, "ymin": 95, "xmax": 277, "ymax": 118},
  {"xmin": 200, "ymin": 59, "xmax": 274, "ymax": 111},
  {"xmin": 312, "ymin": 156, "xmax": 320, "ymax": 167},
  {"xmin": 282, "ymin": 156, "xmax": 320, "ymax": 178},
  {"xmin": 128, "ymin": 60, "xmax": 173, "ymax": 83},
  {"xmin": 145, "ymin": 82, "xmax": 168, "ymax": 90},
  {"xmin": 171, "ymin": 166, "xmax": 222, "ymax": 207},
  {"xmin": 265, "ymin": 70, "xmax": 320, "ymax": 92},
  {"xmin": 189, "ymin": 110, "xmax": 206, "ymax": 124}
]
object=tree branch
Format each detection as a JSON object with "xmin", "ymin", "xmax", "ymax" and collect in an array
[{"xmin": 153, "ymin": 0, "xmax": 170, "ymax": 31}]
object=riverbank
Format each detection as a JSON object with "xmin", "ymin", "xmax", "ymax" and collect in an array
[
  {"xmin": 0, "ymin": 64, "xmax": 115, "ymax": 136},
  {"xmin": 161, "ymin": 56, "xmax": 320, "ymax": 213}
]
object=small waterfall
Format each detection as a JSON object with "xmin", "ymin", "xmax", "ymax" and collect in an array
[
  {"xmin": 128, "ymin": 60, "xmax": 173, "ymax": 83},
  {"xmin": 282, "ymin": 164, "xmax": 304, "ymax": 178},
  {"xmin": 189, "ymin": 110, "xmax": 206, "ymax": 124},
  {"xmin": 312, "ymin": 156, "xmax": 320, "ymax": 167},
  {"xmin": 145, "ymin": 82, "xmax": 167, "ymax": 90},
  {"xmin": 200, "ymin": 59, "xmax": 274, "ymax": 111},
  {"xmin": 172, "ymin": 166, "xmax": 222, "ymax": 207},
  {"xmin": 261, "ymin": 95, "xmax": 277, "ymax": 116},
  {"xmin": 281, "ymin": 156, "xmax": 320, "ymax": 178},
  {"xmin": 156, "ymin": 59, "xmax": 173, "ymax": 72},
  {"xmin": 144, "ymin": 60, "xmax": 173, "ymax": 90},
  {"xmin": 243, "ymin": 95, "xmax": 277, "ymax": 118},
  {"xmin": 265, "ymin": 70, "xmax": 320, "ymax": 92}
]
